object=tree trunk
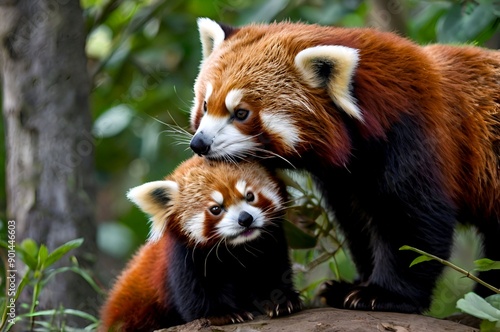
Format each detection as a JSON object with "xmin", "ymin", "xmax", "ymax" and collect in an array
[{"xmin": 0, "ymin": 0, "xmax": 97, "ymax": 327}]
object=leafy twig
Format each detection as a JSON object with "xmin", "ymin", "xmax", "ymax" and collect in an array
[{"xmin": 400, "ymin": 245, "xmax": 500, "ymax": 294}]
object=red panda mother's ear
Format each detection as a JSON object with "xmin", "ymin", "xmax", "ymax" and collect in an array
[
  {"xmin": 197, "ymin": 17, "xmax": 237, "ymax": 60},
  {"xmin": 127, "ymin": 180, "xmax": 178, "ymax": 242},
  {"xmin": 295, "ymin": 45, "xmax": 362, "ymax": 121}
]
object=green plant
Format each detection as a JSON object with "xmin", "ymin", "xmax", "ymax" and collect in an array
[
  {"xmin": 401, "ymin": 245, "xmax": 500, "ymax": 331},
  {"xmin": 281, "ymin": 171, "xmax": 356, "ymax": 306},
  {"xmin": 0, "ymin": 238, "xmax": 102, "ymax": 332}
]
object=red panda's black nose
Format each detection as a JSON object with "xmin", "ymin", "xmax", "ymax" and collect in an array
[
  {"xmin": 190, "ymin": 133, "xmax": 211, "ymax": 155},
  {"xmin": 238, "ymin": 211, "xmax": 253, "ymax": 228}
]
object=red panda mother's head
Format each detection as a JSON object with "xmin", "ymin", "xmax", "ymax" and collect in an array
[{"xmin": 188, "ymin": 18, "xmax": 368, "ymax": 168}]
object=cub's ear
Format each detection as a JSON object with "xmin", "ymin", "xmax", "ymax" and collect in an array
[
  {"xmin": 197, "ymin": 17, "xmax": 237, "ymax": 59},
  {"xmin": 127, "ymin": 180, "xmax": 179, "ymax": 242},
  {"xmin": 295, "ymin": 45, "xmax": 362, "ymax": 120}
]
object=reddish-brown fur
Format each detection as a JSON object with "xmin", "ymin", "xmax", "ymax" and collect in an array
[
  {"xmin": 190, "ymin": 21, "xmax": 500, "ymax": 313},
  {"xmin": 192, "ymin": 22, "xmax": 499, "ymax": 222},
  {"xmin": 100, "ymin": 157, "xmax": 300, "ymax": 330},
  {"xmin": 100, "ymin": 234, "xmax": 174, "ymax": 331}
]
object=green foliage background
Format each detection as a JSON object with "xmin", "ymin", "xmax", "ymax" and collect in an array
[{"xmin": 1, "ymin": 0, "xmax": 499, "ymax": 322}]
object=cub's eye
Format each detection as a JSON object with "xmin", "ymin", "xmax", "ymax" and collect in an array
[
  {"xmin": 234, "ymin": 109, "xmax": 249, "ymax": 121},
  {"xmin": 209, "ymin": 205, "xmax": 222, "ymax": 216},
  {"xmin": 245, "ymin": 192, "xmax": 255, "ymax": 202},
  {"xmin": 203, "ymin": 101, "xmax": 208, "ymax": 113}
]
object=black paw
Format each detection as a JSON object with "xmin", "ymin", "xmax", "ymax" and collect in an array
[
  {"xmin": 264, "ymin": 292, "xmax": 303, "ymax": 318},
  {"xmin": 208, "ymin": 311, "xmax": 254, "ymax": 326},
  {"xmin": 317, "ymin": 280, "xmax": 423, "ymax": 313}
]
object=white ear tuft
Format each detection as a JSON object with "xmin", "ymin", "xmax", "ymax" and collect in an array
[
  {"xmin": 295, "ymin": 45, "xmax": 362, "ymax": 120},
  {"xmin": 197, "ymin": 17, "xmax": 226, "ymax": 60},
  {"xmin": 127, "ymin": 180, "xmax": 179, "ymax": 242}
]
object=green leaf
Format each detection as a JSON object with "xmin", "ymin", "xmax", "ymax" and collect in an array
[
  {"xmin": 486, "ymin": 294, "xmax": 500, "ymax": 310},
  {"xmin": 92, "ymin": 104, "xmax": 135, "ymax": 138},
  {"xmin": 21, "ymin": 308, "xmax": 98, "ymax": 323},
  {"xmin": 283, "ymin": 219, "xmax": 317, "ymax": 249},
  {"xmin": 409, "ymin": 255, "xmax": 434, "ymax": 267},
  {"xmin": 479, "ymin": 319, "xmax": 500, "ymax": 332},
  {"xmin": 16, "ymin": 240, "xmax": 38, "ymax": 269},
  {"xmin": 457, "ymin": 292, "xmax": 500, "ymax": 322},
  {"xmin": 437, "ymin": 2, "xmax": 498, "ymax": 43},
  {"xmin": 475, "ymin": 258, "xmax": 500, "ymax": 272},
  {"xmin": 399, "ymin": 245, "xmax": 436, "ymax": 266},
  {"xmin": 37, "ymin": 245, "xmax": 49, "ymax": 269},
  {"xmin": 14, "ymin": 271, "xmax": 31, "ymax": 302},
  {"xmin": 494, "ymin": 2, "xmax": 500, "ymax": 16},
  {"xmin": 238, "ymin": 0, "xmax": 289, "ymax": 24},
  {"xmin": 45, "ymin": 238, "xmax": 84, "ymax": 268},
  {"xmin": 20, "ymin": 239, "xmax": 38, "ymax": 259}
]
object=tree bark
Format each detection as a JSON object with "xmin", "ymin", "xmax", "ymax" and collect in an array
[{"xmin": 0, "ymin": 0, "xmax": 97, "ymax": 327}]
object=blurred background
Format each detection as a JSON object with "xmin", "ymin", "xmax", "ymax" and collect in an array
[{"xmin": 0, "ymin": 0, "xmax": 499, "ymax": 329}]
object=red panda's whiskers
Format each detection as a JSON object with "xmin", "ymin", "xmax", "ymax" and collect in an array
[
  {"xmin": 204, "ymin": 237, "xmax": 224, "ymax": 277},
  {"xmin": 150, "ymin": 114, "xmax": 193, "ymax": 147},
  {"xmin": 243, "ymin": 243, "xmax": 264, "ymax": 256},
  {"xmin": 253, "ymin": 147, "xmax": 296, "ymax": 169}
]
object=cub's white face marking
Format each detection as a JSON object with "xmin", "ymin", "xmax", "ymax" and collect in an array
[
  {"xmin": 184, "ymin": 212, "xmax": 206, "ymax": 244},
  {"xmin": 260, "ymin": 112, "xmax": 301, "ymax": 151},
  {"xmin": 216, "ymin": 202, "xmax": 265, "ymax": 245},
  {"xmin": 210, "ymin": 191, "xmax": 223, "ymax": 205},
  {"xmin": 225, "ymin": 89, "xmax": 244, "ymax": 113},
  {"xmin": 180, "ymin": 176, "xmax": 283, "ymax": 246},
  {"xmin": 295, "ymin": 45, "xmax": 362, "ymax": 120},
  {"xmin": 260, "ymin": 187, "xmax": 282, "ymax": 209}
]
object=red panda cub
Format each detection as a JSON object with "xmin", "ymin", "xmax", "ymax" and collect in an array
[
  {"xmin": 99, "ymin": 156, "xmax": 301, "ymax": 331},
  {"xmin": 189, "ymin": 18, "xmax": 500, "ymax": 314}
]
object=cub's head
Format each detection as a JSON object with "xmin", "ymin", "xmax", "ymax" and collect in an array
[
  {"xmin": 189, "ymin": 18, "xmax": 362, "ymax": 167},
  {"xmin": 127, "ymin": 157, "xmax": 285, "ymax": 247}
]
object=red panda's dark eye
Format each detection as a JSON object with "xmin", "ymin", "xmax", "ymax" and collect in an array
[
  {"xmin": 245, "ymin": 192, "xmax": 255, "ymax": 202},
  {"xmin": 234, "ymin": 109, "xmax": 249, "ymax": 121},
  {"xmin": 203, "ymin": 101, "xmax": 208, "ymax": 113},
  {"xmin": 209, "ymin": 205, "xmax": 222, "ymax": 215}
]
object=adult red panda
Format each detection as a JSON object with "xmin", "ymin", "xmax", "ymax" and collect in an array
[
  {"xmin": 99, "ymin": 157, "xmax": 301, "ymax": 331},
  {"xmin": 189, "ymin": 18, "xmax": 500, "ymax": 314}
]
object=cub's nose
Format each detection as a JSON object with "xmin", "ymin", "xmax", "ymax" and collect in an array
[
  {"xmin": 190, "ymin": 132, "xmax": 211, "ymax": 155},
  {"xmin": 238, "ymin": 211, "xmax": 253, "ymax": 228}
]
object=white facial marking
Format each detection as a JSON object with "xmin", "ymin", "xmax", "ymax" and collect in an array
[
  {"xmin": 261, "ymin": 112, "xmax": 301, "ymax": 150},
  {"xmin": 236, "ymin": 180, "xmax": 246, "ymax": 196},
  {"xmin": 196, "ymin": 114, "xmax": 227, "ymax": 139},
  {"xmin": 216, "ymin": 203, "xmax": 265, "ymax": 245},
  {"xmin": 205, "ymin": 83, "xmax": 213, "ymax": 102},
  {"xmin": 260, "ymin": 186, "xmax": 282, "ymax": 209},
  {"xmin": 194, "ymin": 114, "xmax": 257, "ymax": 159},
  {"xmin": 184, "ymin": 212, "xmax": 206, "ymax": 244},
  {"xmin": 211, "ymin": 191, "xmax": 224, "ymax": 205},
  {"xmin": 225, "ymin": 89, "xmax": 244, "ymax": 113}
]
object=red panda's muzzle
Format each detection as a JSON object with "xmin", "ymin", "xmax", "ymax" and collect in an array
[{"xmin": 190, "ymin": 132, "xmax": 211, "ymax": 156}]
